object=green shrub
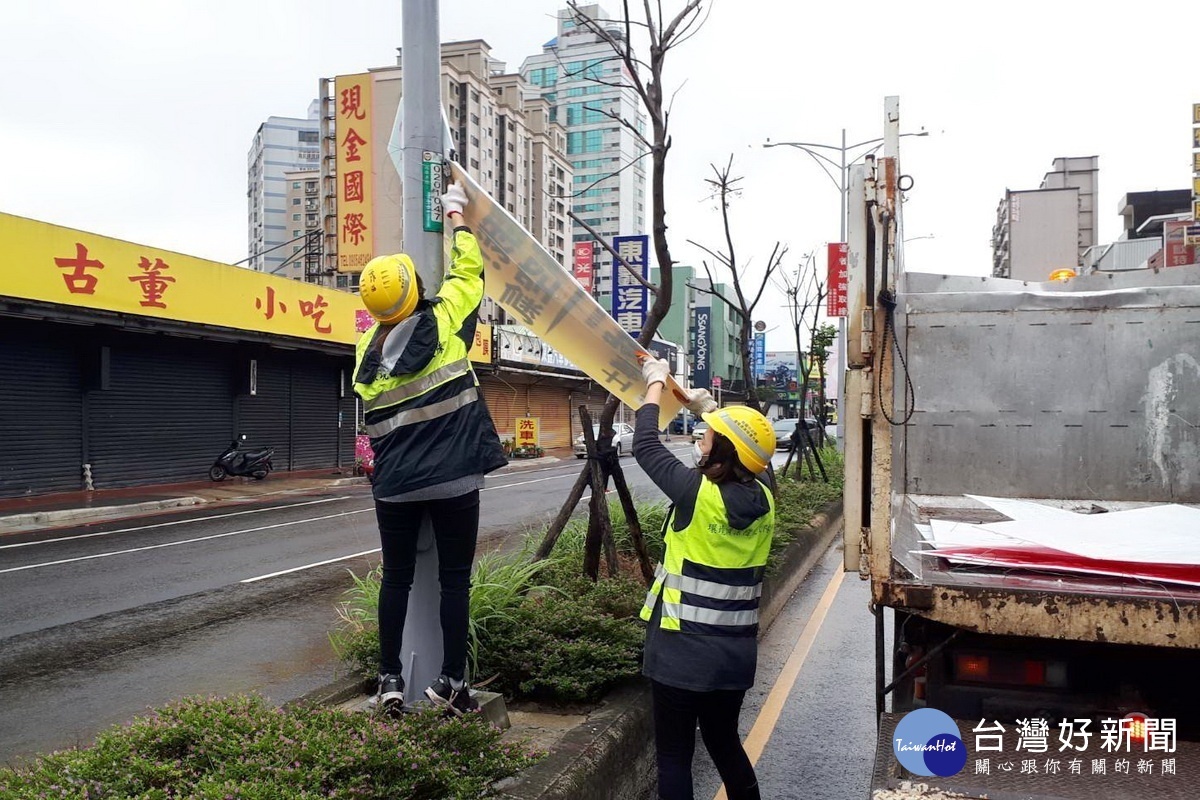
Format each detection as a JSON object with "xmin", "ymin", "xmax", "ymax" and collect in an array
[
  {"xmin": 474, "ymin": 573, "xmax": 646, "ymax": 703},
  {"xmin": 0, "ymin": 695, "xmax": 538, "ymax": 799}
]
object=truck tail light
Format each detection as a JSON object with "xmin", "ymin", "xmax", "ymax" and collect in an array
[
  {"xmin": 1023, "ymin": 659, "xmax": 1046, "ymax": 686},
  {"xmin": 955, "ymin": 654, "xmax": 990, "ymax": 681},
  {"xmin": 1125, "ymin": 712, "xmax": 1148, "ymax": 747}
]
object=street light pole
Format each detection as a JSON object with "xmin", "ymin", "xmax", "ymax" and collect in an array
[{"xmin": 763, "ymin": 128, "xmax": 927, "ymax": 447}]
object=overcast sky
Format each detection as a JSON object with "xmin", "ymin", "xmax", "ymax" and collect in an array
[{"xmin": 3, "ymin": 0, "xmax": 1196, "ymax": 347}]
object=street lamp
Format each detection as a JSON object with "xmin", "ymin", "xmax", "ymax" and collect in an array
[
  {"xmin": 763, "ymin": 128, "xmax": 929, "ymax": 445},
  {"xmin": 763, "ymin": 128, "xmax": 929, "ymax": 241}
]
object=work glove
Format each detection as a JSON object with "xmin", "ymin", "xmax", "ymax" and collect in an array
[
  {"xmin": 442, "ymin": 182, "xmax": 468, "ymax": 217},
  {"xmin": 683, "ymin": 388, "xmax": 718, "ymax": 415},
  {"xmin": 640, "ymin": 356, "xmax": 670, "ymax": 388}
]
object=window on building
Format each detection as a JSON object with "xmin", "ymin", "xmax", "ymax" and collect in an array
[
  {"xmin": 293, "ymin": 229, "xmax": 301, "ymax": 237},
  {"xmin": 470, "ymin": 158, "xmax": 479, "ymax": 169},
  {"xmin": 293, "ymin": 181, "xmax": 301, "ymax": 189},
  {"xmin": 470, "ymin": 113, "xmax": 480, "ymax": 125},
  {"xmin": 471, "ymin": 91, "xmax": 480, "ymax": 103},
  {"xmin": 292, "ymin": 213, "xmax": 300, "ymax": 220},
  {"xmin": 298, "ymin": 130, "xmax": 318, "ymax": 144},
  {"xmin": 292, "ymin": 198, "xmax": 301, "ymax": 205}
]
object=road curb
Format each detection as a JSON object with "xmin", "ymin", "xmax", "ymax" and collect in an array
[{"xmin": 0, "ymin": 496, "xmax": 207, "ymax": 535}]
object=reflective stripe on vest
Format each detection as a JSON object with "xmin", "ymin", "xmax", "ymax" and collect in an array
[
  {"xmin": 365, "ymin": 386, "xmax": 479, "ymax": 438},
  {"xmin": 641, "ymin": 563, "xmax": 762, "ymax": 620},
  {"xmin": 662, "ymin": 571, "xmax": 762, "ymax": 601},
  {"xmin": 363, "ymin": 357, "xmax": 472, "ymax": 413},
  {"xmin": 661, "ymin": 602, "xmax": 759, "ymax": 628}
]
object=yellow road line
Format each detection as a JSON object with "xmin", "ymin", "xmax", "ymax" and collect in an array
[{"xmin": 713, "ymin": 565, "xmax": 847, "ymax": 800}]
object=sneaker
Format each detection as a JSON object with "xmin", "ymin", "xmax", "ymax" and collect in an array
[
  {"xmin": 424, "ymin": 675, "xmax": 480, "ymax": 716},
  {"xmin": 374, "ymin": 673, "xmax": 405, "ymax": 717}
]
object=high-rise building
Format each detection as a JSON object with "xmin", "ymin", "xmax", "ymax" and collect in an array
[
  {"xmin": 246, "ymin": 102, "xmax": 320, "ymax": 274},
  {"xmin": 520, "ymin": 4, "xmax": 648, "ymax": 301},
  {"xmin": 278, "ymin": 169, "xmax": 321, "ymax": 282},
  {"xmin": 991, "ymin": 156, "xmax": 1098, "ymax": 280},
  {"xmin": 317, "ymin": 40, "xmax": 573, "ymax": 309}
]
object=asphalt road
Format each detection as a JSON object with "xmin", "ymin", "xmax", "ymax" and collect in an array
[
  {"xmin": 0, "ymin": 444, "xmax": 690, "ymax": 764},
  {"xmin": 689, "ymin": 542, "xmax": 893, "ymax": 800}
]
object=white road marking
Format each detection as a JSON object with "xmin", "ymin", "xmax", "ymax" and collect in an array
[
  {"xmin": 0, "ymin": 509, "xmax": 373, "ymax": 575},
  {"xmin": 0, "ymin": 496, "xmax": 350, "ymax": 551},
  {"xmin": 241, "ymin": 548, "xmax": 382, "ymax": 583}
]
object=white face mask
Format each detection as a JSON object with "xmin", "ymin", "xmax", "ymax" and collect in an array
[{"xmin": 691, "ymin": 442, "xmax": 708, "ymax": 468}]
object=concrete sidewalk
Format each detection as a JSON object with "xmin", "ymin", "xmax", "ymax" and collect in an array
[{"xmin": 0, "ymin": 445, "xmax": 586, "ymax": 536}]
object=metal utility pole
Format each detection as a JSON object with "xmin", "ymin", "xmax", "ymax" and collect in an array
[{"xmin": 398, "ymin": 0, "xmax": 445, "ymax": 702}]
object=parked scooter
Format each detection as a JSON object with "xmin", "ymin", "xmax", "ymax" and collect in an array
[{"xmin": 209, "ymin": 435, "xmax": 274, "ymax": 481}]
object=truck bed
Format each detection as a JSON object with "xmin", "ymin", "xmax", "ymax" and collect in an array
[{"xmin": 879, "ymin": 495, "xmax": 1200, "ymax": 649}]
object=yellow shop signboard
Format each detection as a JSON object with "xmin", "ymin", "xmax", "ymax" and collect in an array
[{"xmin": 0, "ymin": 213, "xmax": 359, "ymax": 345}]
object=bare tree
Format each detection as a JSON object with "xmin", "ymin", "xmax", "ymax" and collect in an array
[
  {"xmin": 775, "ymin": 252, "xmax": 830, "ymax": 481},
  {"xmin": 533, "ymin": 0, "xmax": 705, "ymax": 583},
  {"xmin": 686, "ymin": 156, "xmax": 786, "ymax": 414}
]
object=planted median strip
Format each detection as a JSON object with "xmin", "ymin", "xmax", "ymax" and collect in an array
[{"xmin": 0, "ymin": 449, "xmax": 843, "ymax": 796}]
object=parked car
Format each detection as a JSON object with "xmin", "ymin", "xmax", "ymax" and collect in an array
[
  {"xmin": 573, "ymin": 422, "xmax": 635, "ymax": 458},
  {"xmin": 771, "ymin": 417, "xmax": 820, "ymax": 451},
  {"xmin": 691, "ymin": 421, "xmax": 709, "ymax": 442},
  {"xmin": 670, "ymin": 417, "xmax": 697, "ymax": 435}
]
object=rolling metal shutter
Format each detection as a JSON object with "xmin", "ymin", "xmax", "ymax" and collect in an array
[
  {"xmin": 478, "ymin": 376, "xmax": 576, "ymax": 448},
  {"xmin": 289, "ymin": 358, "xmax": 340, "ymax": 470},
  {"xmin": 86, "ymin": 340, "xmax": 234, "ymax": 488},
  {"xmin": 0, "ymin": 323, "xmax": 83, "ymax": 497},
  {"xmin": 237, "ymin": 358, "xmax": 291, "ymax": 471},
  {"xmin": 526, "ymin": 383, "xmax": 572, "ymax": 448}
]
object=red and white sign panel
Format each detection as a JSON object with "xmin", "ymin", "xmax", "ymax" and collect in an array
[
  {"xmin": 1164, "ymin": 220, "xmax": 1196, "ymax": 267},
  {"xmin": 826, "ymin": 242, "xmax": 848, "ymax": 317},
  {"xmin": 572, "ymin": 241, "xmax": 595, "ymax": 293}
]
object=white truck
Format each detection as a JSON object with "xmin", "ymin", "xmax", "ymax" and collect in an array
[{"xmin": 849, "ymin": 99, "xmax": 1200, "ymax": 798}]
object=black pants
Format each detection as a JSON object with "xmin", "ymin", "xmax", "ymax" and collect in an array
[
  {"xmin": 375, "ymin": 491, "xmax": 479, "ymax": 682},
  {"xmin": 652, "ymin": 680, "xmax": 760, "ymax": 800}
]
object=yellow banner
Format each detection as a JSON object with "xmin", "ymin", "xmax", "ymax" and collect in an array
[
  {"xmin": 335, "ymin": 73, "xmax": 374, "ymax": 272},
  {"xmin": 469, "ymin": 322, "xmax": 493, "ymax": 364},
  {"xmin": 516, "ymin": 416, "xmax": 539, "ymax": 448},
  {"xmin": 0, "ymin": 213, "xmax": 359, "ymax": 344},
  {"xmin": 449, "ymin": 162, "xmax": 683, "ymax": 429}
]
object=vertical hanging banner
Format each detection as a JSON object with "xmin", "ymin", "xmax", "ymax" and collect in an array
[
  {"xmin": 335, "ymin": 73, "xmax": 374, "ymax": 272},
  {"xmin": 448, "ymin": 162, "xmax": 682, "ymax": 428},
  {"xmin": 753, "ymin": 331, "xmax": 766, "ymax": 380},
  {"xmin": 572, "ymin": 241, "xmax": 595, "ymax": 293},
  {"xmin": 692, "ymin": 306, "xmax": 711, "ymax": 389},
  {"xmin": 827, "ymin": 242, "xmax": 848, "ymax": 317},
  {"xmin": 612, "ymin": 234, "xmax": 649, "ymax": 337}
]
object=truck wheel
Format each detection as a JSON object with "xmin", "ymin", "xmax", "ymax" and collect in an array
[{"xmin": 209, "ymin": 465, "xmax": 227, "ymax": 482}]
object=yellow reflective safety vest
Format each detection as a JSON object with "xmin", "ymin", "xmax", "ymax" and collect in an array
[
  {"xmin": 640, "ymin": 477, "xmax": 775, "ymax": 636},
  {"xmin": 353, "ymin": 228, "xmax": 507, "ymax": 498}
]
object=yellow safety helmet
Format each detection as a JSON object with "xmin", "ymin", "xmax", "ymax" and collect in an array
[
  {"xmin": 360, "ymin": 253, "xmax": 420, "ymax": 324},
  {"xmin": 702, "ymin": 406, "xmax": 776, "ymax": 474}
]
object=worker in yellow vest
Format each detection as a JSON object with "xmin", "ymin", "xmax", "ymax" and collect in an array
[
  {"xmin": 353, "ymin": 182, "xmax": 507, "ymax": 717},
  {"xmin": 635, "ymin": 356, "xmax": 776, "ymax": 800}
]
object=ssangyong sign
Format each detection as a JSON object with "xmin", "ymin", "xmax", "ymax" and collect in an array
[{"xmin": 692, "ymin": 306, "xmax": 711, "ymax": 388}]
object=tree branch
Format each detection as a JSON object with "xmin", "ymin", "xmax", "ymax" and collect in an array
[{"xmin": 568, "ymin": 209, "xmax": 659, "ymax": 295}]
